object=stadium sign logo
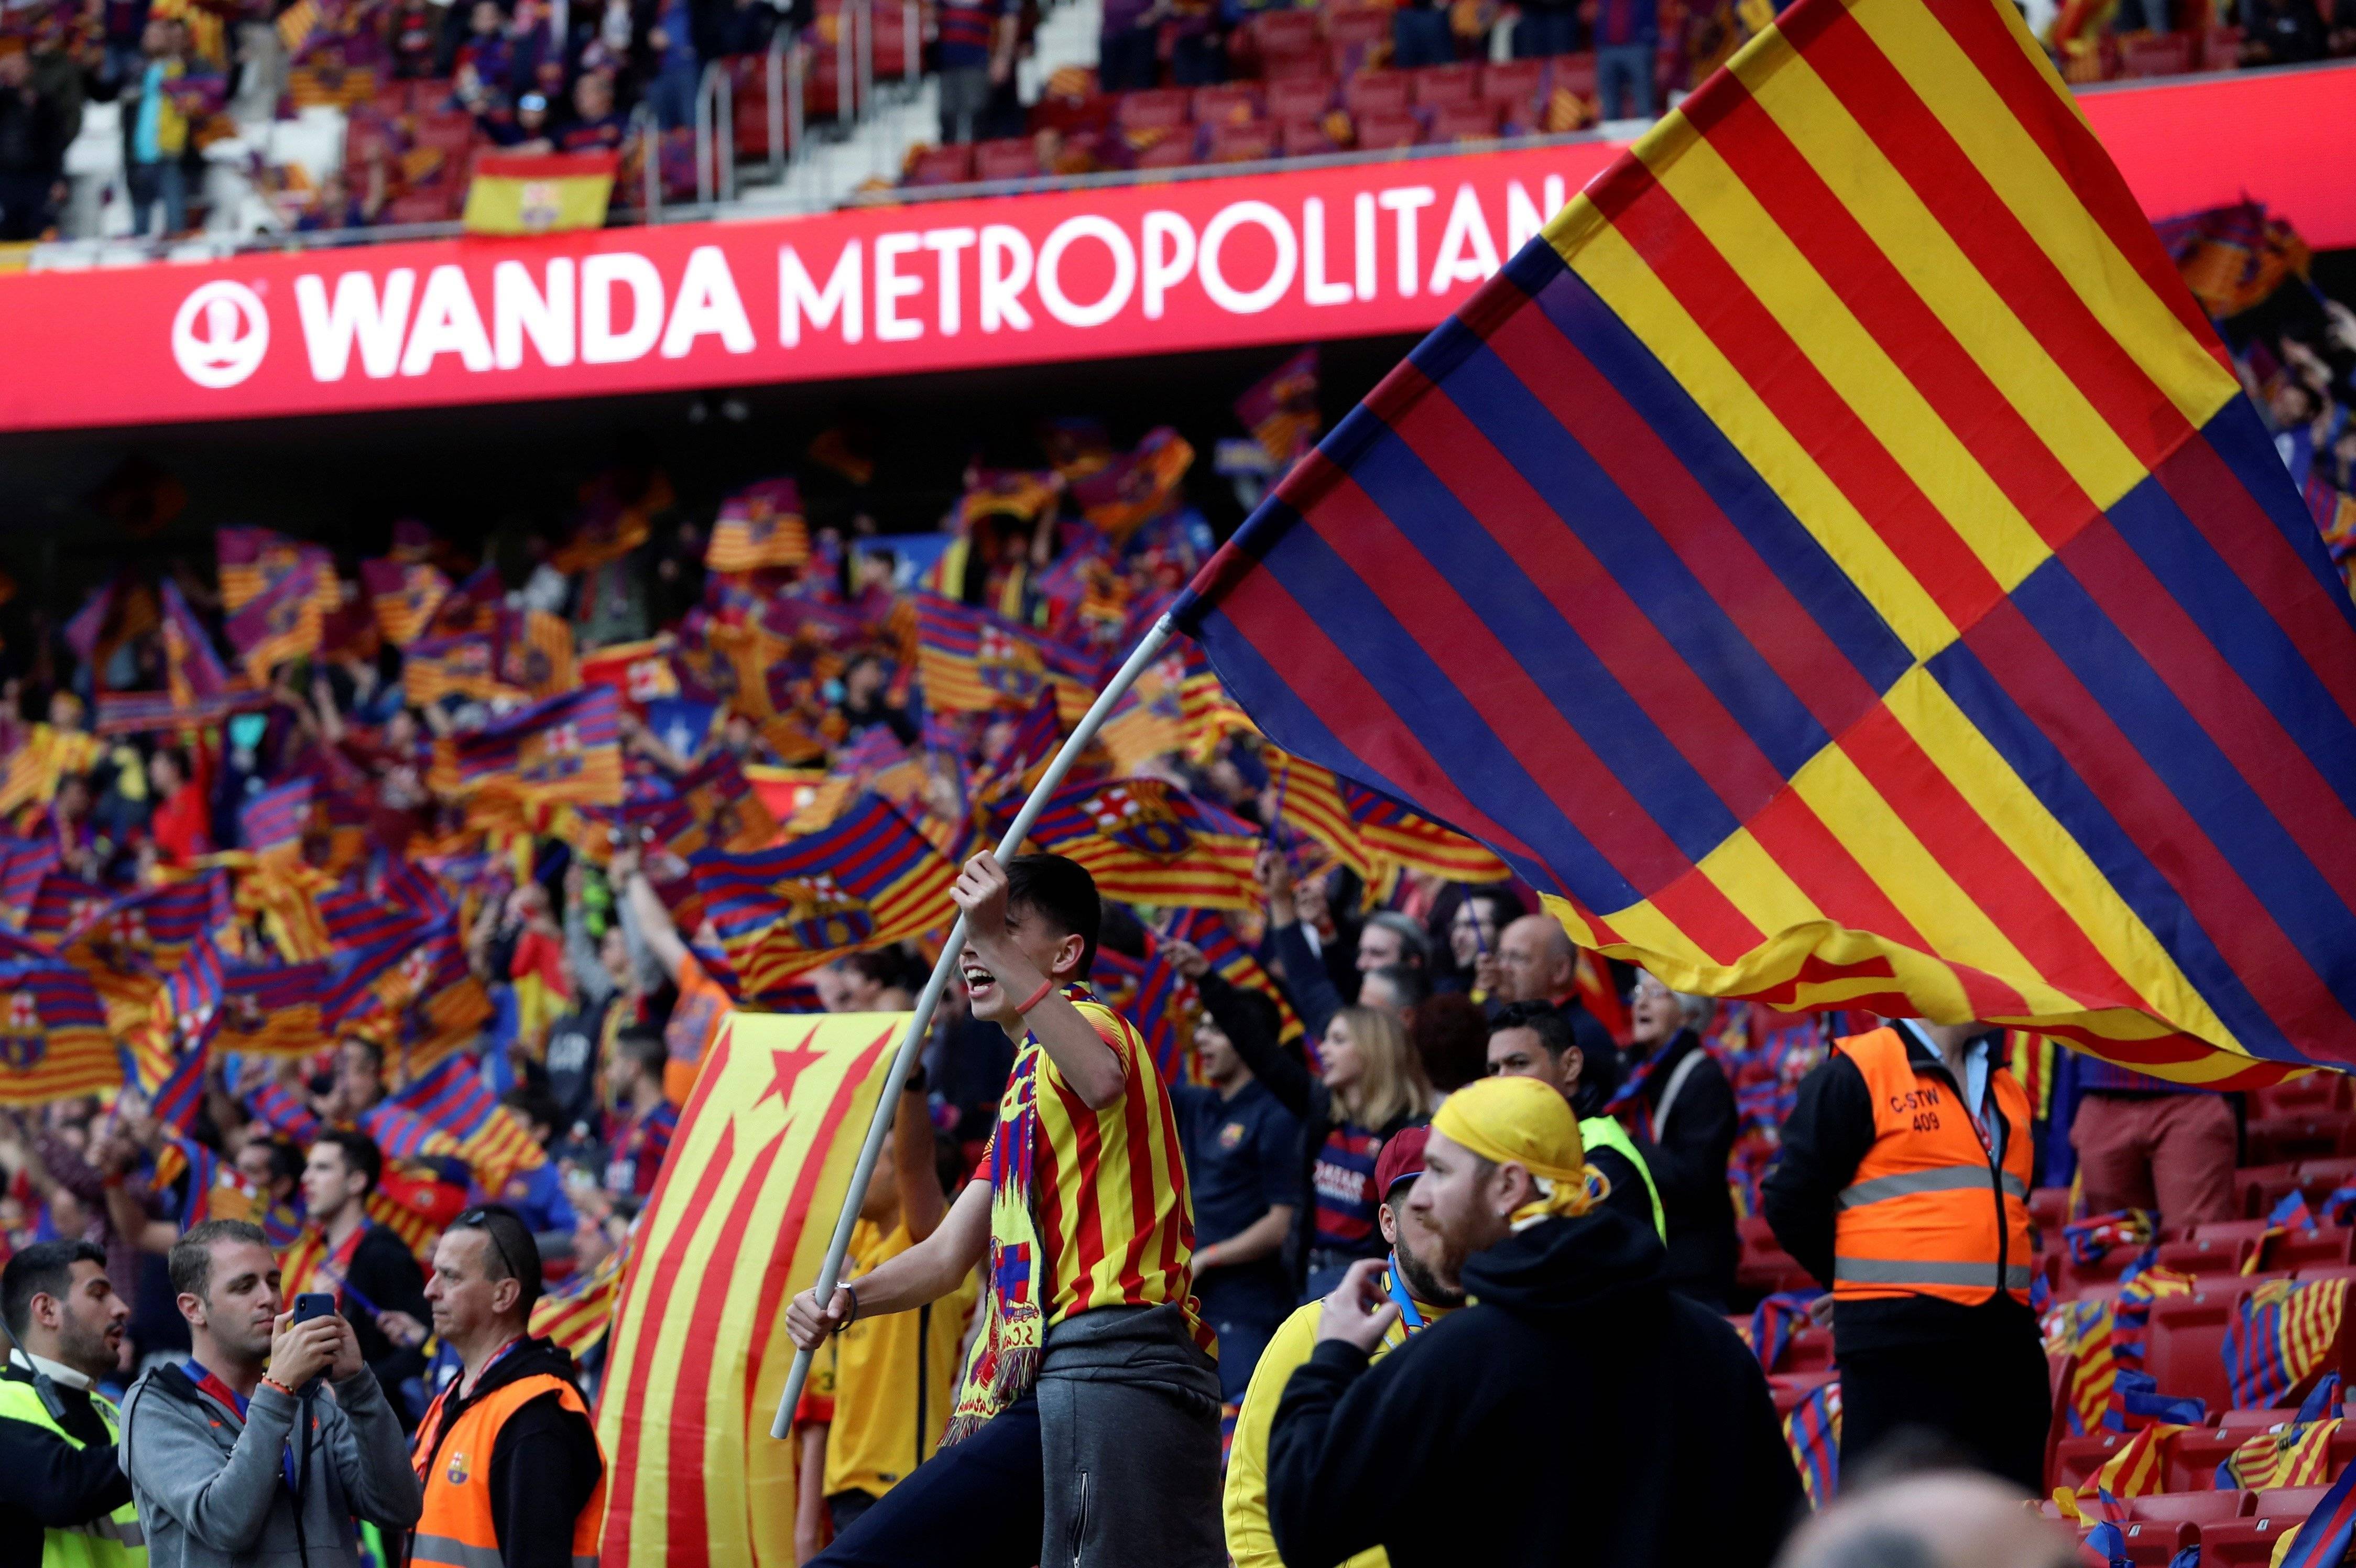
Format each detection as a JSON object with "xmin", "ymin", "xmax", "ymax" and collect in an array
[{"xmin": 172, "ymin": 280, "xmax": 270, "ymax": 389}]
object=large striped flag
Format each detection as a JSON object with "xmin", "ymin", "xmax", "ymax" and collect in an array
[
  {"xmin": 225, "ymin": 560, "xmax": 325, "ymax": 680},
  {"xmin": 360, "ymin": 557, "xmax": 451, "ymax": 647},
  {"xmin": 389, "ymin": 1053, "xmax": 546, "ymax": 1193},
  {"xmin": 440, "ymin": 687, "xmax": 625, "ymax": 808},
  {"xmin": 913, "ymin": 593, "xmax": 1104, "ymax": 723},
  {"xmin": 1022, "ymin": 777, "xmax": 1262, "ymax": 909},
  {"xmin": 706, "ymin": 479, "xmax": 811, "ymax": 573},
  {"xmin": 596, "ymin": 1011, "xmax": 904, "ymax": 1568},
  {"xmin": 1169, "ymin": 0, "xmax": 2356, "ymax": 1083},
  {"xmin": 1264, "ymin": 750, "xmax": 1371, "ymax": 878},
  {"xmin": 217, "ymin": 526, "xmax": 337, "ymax": 619},
  {"xmin": 691, "ymin": 796, "xmax": 957, "ymax": 1000},
  {"xmin": 216, "ymin": 961, "xmax": 331, "ymax": 1055},
  {"xmin": 0, "ymin": 961, "xmax": 118, "ymax": 1103}
]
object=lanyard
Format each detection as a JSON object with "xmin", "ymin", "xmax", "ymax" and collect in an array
[{"xmin": 1385, "ymin": 1265, "xmax": 1425, "ymax": 1336}]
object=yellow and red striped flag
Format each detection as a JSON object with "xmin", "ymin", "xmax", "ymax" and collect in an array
[
  {"xmin": 596, "ymin": 1011, "xmax": 906, "ymax": 1568},
  {"xmin": 1023, "ymin": 777, "xmax": 1263, "ymax": 909},
  {"xmin": 532, "ymin": 1239, "xmax": 631, "ymax": 1360},
  {"xmin": 1265, "ymin": 749, "xmax": 1371, "ymax": 878},
  {"xmin": 706, "ymin": 479, "xmax": 810, "ymax": 573}
]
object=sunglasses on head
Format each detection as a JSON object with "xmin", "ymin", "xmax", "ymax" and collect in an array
[{"xmin": 453, "ymin": 1208, "xmax": 525, "ymax": 1283}]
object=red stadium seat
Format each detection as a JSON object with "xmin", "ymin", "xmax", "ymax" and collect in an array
[
  {"xmin": 1326, "ymin": 4, "xmax": 1394, "ymax": 73},
  {"xmin": 1266, "ymin": 73, "xmax": 1336, "ymax": 122},
  {"xmin": 1116, "ymin": 88, "xmax": 1193, "ymax": 130},
  {"xmin": 1278, "ymin": 116, "xmax": 1341, "ymax": 156},
  {"xmin": 1129, "ymin": 135, "xmax": 1199, "ymax": 169},
  {"xmin": 2086, "ymin": 1519, "xmax": 2196, "ymax": 1566},
  {"xmin": 1351, "ymin": 108, "xmax": 1422, "ymax": 149},
  {"xmin": 2129, "ymin": 1491, "xmax": 2252, "ymax": 1524},
  {"xmin": 2157, "ymin": 1235, "xmax": 2257, "ymax": 1279},
  {"xmin": 2237, "ymin": 1164, "xmax": 2305, "ymax": 1219},
  {"xmin": 904, "ymin": 143, "xmax": 976, "ymax": 186},
  {"xmin": 1430, "ymin": 100, "xmax": 1502, "ymax": 141},
  {"xmin": 1250, "ymin": 9, "xmax": 1325, "ymax": 77},
  {"xmin": 2247, "ymin": 1114, "xmax": 2356, "ymax": 1168},
  {"xmin": 2055, "ymin": 1430, "xmax": 2138, "ymax": 1491},
  {"xmin": 2117, "ymin": 29, "xmax": 2195, "ymax": 75},
  {"xmin": 2272, "ymin": 1229, "xmax": 2356, "ymax": 1273},
  {"xmin": 2254, "ymin": 1485, "xmax": 2334, "ymax": 1518},
  {"xmin": 972, "ymin": 137, "xmax": 1040, "ymax": 181},
  {"xmin": 1480, "ymin": 57, "xmax": 1543, "ymax": 108},
  {"xmin": 2198, "ymin": 22, "xmax": 2244, "ymax": 66},
  {"xmin": 1206, "ymin": 119, "xmax": 1275, "ymax": 162},
  {"xmin": 2256, "ymin": 1077, "xmax": 2352, "ymax": 1119},
  {"xmin": 1342, "ymin": 69, "xmax": 1411, "ymax": 117},
  {"xmin": 869, "ymin": 0, "xmax": 917, "ymax": 78},
  {"xmin": 1410, "ymin": 61, "xmax": 1481, "ymax": 107},
  {"xmin": 2202, "ymin": 1513, "xmax": 2319, "ymax": 1566},
  {"xmin": 2300, "ymin": 1159, "xmax": 2356, "ymax": 1196},
  {"xmin": 2145, "ymin": 1282, "xmax": 2264, "ymax": 1420},
  {"xmin": 1192, "ymin": 83, "xmax": 1263, "ymax": 126}
]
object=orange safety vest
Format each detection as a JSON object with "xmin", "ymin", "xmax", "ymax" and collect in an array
[
  {"xmin": 410, "ymin": 1372, "xmax": 607, "ymax": 1568},
  {"xmin": 1830, "ymin": 1027, "xmax": 2035, "ymax": 1308}
]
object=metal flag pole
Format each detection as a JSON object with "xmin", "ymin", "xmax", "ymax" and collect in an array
[{"xmin": 771, "ymin": 613, "xmax": 1178, "ymax": 1439}]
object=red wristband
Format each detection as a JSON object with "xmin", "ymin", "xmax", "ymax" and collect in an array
[
  {"xmin": 1015, "ymin": 975, "xmax": 1056, "ymax": 1015},
  {"xmin": 259, "ymin": 1376, "xmax": 294, "ymax": 1399}
]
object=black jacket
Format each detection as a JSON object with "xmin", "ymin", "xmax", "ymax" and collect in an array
[
  {"xmin": 1760, "ymin": 1022, "xmax": 2038, "ymax": 1355},
  {"xmin": 412, "ymin": 1337, "xmax": 604, "ymax": 1568},
  {"xmin": 344, "ymin": 1223, "xmax": 433, "ymax": 1427},
  {"xmin": 1206, "ymin": 970, "xmax": 1423, "ymax": 1291},
  {"xmin": 1621, "ymin": 1029, "xmax": 1740, "ymax": 1309},
  {"xmin": 1267, "ymin": 1206, "xmax": 1802, "ymax": 1568},
  {"xmin": 0, "ymin": 1357, "xmax": 134, "ymax": 1568}
]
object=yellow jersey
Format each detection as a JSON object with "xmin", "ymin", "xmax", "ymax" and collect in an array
[
  {"xmin": 825, "ymin": 1217, "xmax": 980, "ymax": 1499},
  {"xmin": 1222, "ymin": 1270, "xmax": 1455, "ymax": 1568}
]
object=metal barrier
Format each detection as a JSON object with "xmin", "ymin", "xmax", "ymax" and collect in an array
[
  {"xmin": 695, "ymin": 60, "xmax": 736, "ymax": 204},
  {"xmin": 767, "ymin": 24, "xmax": 800, "ymax": 181}
]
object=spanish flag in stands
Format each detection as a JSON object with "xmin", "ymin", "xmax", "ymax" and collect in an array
[
  {"xmin": 691, "ymin": 794, "xmax": 957, "ymax": 1000},
  {"xmin": 1023, "ymin": 776, "xmax": 1261, "ymax": 909},
  {"xmin": 361, "ymin": 557, "xmax": 450, "ymax": 647},
  {"xmin": 0, "ymin": 961, "xmax": 117, "ymax": 1104},
  {"xmin": 706, "ymin": 478, "xmax": 810, "ymax": 573},
  {"xmin": 441, "ymin": 686, "xmax": 625, "ymax": 808},
  {"xmin": 462, "ymin": 150, "xmax": 617, "ymax": 236},
  {"xmin": 597, "ymin": 1011, "xmax": 903, "ymax": 1568},
  {"xmin": 1172, "ymin": 0, "xmax": 2356, "ymax": 1084}
]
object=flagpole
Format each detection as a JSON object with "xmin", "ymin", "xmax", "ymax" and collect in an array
[{"xmin": 771, "ymin": 612, "xmax": 1179, "ymax": 1439}]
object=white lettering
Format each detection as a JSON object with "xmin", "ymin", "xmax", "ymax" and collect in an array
[
  {"xmin": 779, "ymin": 240, "xmax": 864, "ymax": 346},
  {"xmin": 582, "ymin": 253, "xmax": 664, "ymax": 364},
  {"xmin": 1506, "ymin": 176, "xmax": 1567, "ymax": 255},
  {"xmin": 1141, "ymin": 211, "xmax": 1195, "ymax": 322},
  {"xmin": 875, "ymin": 232, "xmax": 925, "ymax": 343},
  {"xmin": 1302, "ymin": 198, "xmax": 1351, "ymax": 307},
  {"xmin": 1198, "ymin": 201, "xmax": 1297, "ymax": 315},
  {"xmin": 1354, "ymin": 192, "xmax": 1377, "ymax": 302},
  {"xmin": 924, "ymin": 227, "xmax": 976, "ymax": 336},
  {"xmin": 1378, "ymin": 186, "xmax": 1436, "ymax": 298},
  {"xmin": 661, "ymin": 245, "xmax": 755, "ymax": 358},
  {"xmin": 399, "ymin": 265, "xmax": 494, "ymax": 377},
  {"xmin": 293, "ymin": 269, "xmax": 415, "ymax": 382},
  {"xmin": 1035, "ymin": 215, "xmax": 1136, "ymax": 329},
  {"xmin": 1428, "ymin": 184, "xmax": 1501, "ymax": 294},
  {"xmin": 979, "ymin": 225, "xmax": 1033, "ymax": 333},
  {"xmin": 493, "ymin": 258, "xmax": 575, "ymax": 369}
]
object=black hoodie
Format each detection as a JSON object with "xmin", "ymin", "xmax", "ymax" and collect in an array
[
  {"xmin": 1266, "ymin": 1206, "xmax": 1803, "ymax": 1568},
  {"xmin": 410, "ymin": 1337, "xmax": 604, "ymax": 1568}
]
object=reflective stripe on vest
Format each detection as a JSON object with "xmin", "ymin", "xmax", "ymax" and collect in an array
[
  {"xmin": 1577, "ymin": 1115, "xmax": 1665, "ymax": 1243},
  {"xmin": 411, "ymin": 1371, "xmax": 606, "ymax": 1568},
  {"xmin": 0, "ymin": 1377, "xmax": 148, "ymax": 1568},
  {"xmin": 1829, "ymin": 1027, "xmax": 2035, "ymax": 1308}
]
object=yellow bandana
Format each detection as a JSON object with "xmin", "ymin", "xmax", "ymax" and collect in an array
[{"xmin": 1432, "ymin": 1076, "xmax": 1600, "ymax": 1228}]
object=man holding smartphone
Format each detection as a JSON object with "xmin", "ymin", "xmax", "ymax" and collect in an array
[{"xmin": 118, "ymin": 1219, "xmax": 421, "ymax": 1568}]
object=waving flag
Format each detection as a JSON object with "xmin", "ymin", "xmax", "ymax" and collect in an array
[
  {"xmin": 1236, "ymin": 349, "xmax": 1323, "ymax": 468},
  {"xmin": 1072, "ymin": 427, "xmax": 1193, "ymax": 540},
  {"xmin": 217, "ymin": 526, "xmax": 337, "ymax": 619},
  {"xmin": 442, "ymin": 687, "xmax": 624, "ymax": 808},
  {"xmin": 2224, "ymin": 1277, "xmax": 2348, "ymax": 1410},
  {"xmin": 706, "ymin": 479, "xmax": 811, "ymax": 573},
  {"xmin": 1782, "ymin": 1380, "xmax": 1840, "ymax": 1510},
  {"xmin": 1174, "ymin": 643, "xmax": 1258, "ymax": 763},
  {"xmin": 533, "ymin": 1240, "xmax": 629, "ymax": 1359},
  {"xmin": 360, "ymin": 1098, "xmax": 465, "ymax": 1163},
  {"xmin": 226, "ymin": 560, "xmax": 325, "ymax": 679},
  {"xmin": 692, "ymin": 796, "xmax": 957, "ymax": 1000},
  {"xmin": 1162, "ymin": 906, "xmax": 1308, "ymax": 1052},
  {"xmin": 1265, "ymin": 750, "xmax": 1370, "ymax": 877},
  {"xmin": 596, "ymin": 1011, "xmax": 901, "ymax": 1568},
  {"xmin": 0, "ymin": 834, "xmax": 59, "ymax": 928},
  {"xmin": 1338, "ymin": 780, "xmax": 1513, "ymax": 885},
  {"xmin": 240, "ymin": 777, "xmax": 313, "ymax": 862},
  {"xmin": 28, "ymin": 871, "xmax": 112, "ymax": 946},
  {"xmin": 913, "ymin": 593, "xmax": 1103, "ymax": 722},
  {"xmin": 495, "ymin": 608, "xmax": 578, "ymax": 701},
  {"xmin": 217, "ymin": 961, "xmax": 330, "ymax": 1055},
  {"xmin": 390, "ymin": 1054, "xmax": 546, "ymax": 1193},
  {"xmin": 102, "ymin": 579, "xmax": 243, "ymax": 734},
  {"xmin": 404, "ymin": 632, "xmax": 501, "ymax": 707},
  {"xmin": 1023, "ymin": 777, "xmax": 1261, "ymax": 909},
  {"xmin": 1170, "ymin": 0, "xmax": 2356, "ymax": 1083},
  {"xmin": 581, "ymin": 639, "xmax": 681, "ymax": 709},
  {"xmin": 361, "ymin": 557, "xmax": 451, "ymax": 646},
  {"xmin": 0, "ymin": 961, "xmax": 117, "ymax": 1104}
]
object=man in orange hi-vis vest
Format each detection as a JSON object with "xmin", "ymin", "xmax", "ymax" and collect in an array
[
  {"xmin": 410, "ymin": 1205, "xmax": 607, "ymax": 1568},
  {"xmin": 1762, "ymin": 1019, "xmax": 2042, "ymax": 1494}
]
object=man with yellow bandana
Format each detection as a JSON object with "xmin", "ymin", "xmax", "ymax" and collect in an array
[
  {"xmin": 1224, "ymin": 1128, "xmax": 1455, "ymax": 1568},
  {"xmin": 1266, "ymin": 1077, "xmax": 1801, "ymax": 1568}
]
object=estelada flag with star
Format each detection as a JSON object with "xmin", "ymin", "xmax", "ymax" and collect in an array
[{"xmin": 596, "ymin": 1010, "xmax": 904, "ymax": 1568}]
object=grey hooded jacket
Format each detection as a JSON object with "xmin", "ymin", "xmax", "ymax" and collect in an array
[{"xmin": 118, "ymin": 1361, "xmax": 422, "ymax": 1568}]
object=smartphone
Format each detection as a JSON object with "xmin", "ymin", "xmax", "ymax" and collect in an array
[{"xmin": 291, "ymin": 1293, "xmax": 338, "ymax": 1325}]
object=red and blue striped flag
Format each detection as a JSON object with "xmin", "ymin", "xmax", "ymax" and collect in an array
[
  {"xmin": 0, "ymin": 833, "xmax": 60, "ymax": 928},
  {"xmin": 1022, "ymin": 777, "xmax": 1262, "ymax": 910},
  {"xmin": 217, "ymin": 960, "xmax": 330, "ymax": 1055},
  {"xmin": 389, "ymin": 1053, "xmax": 546, "ymax": 1192},
  {"xmin": 913, "ymin": 592, "xmax": 1104, "ymax": 722},
  {"xmin": 440, "ymin": 686, "xmax": 624, "ymax": 808},
  {"xmin": 226, "ymin": 560, "xmax": 325, "ymax": 680},
  {"xmin": 240, "ymin": 777, "xmax": 313, "ymax": 862},
  {"xmin": 0, "ymin": 961, "xmax": 117, "ymax": 1103},
  {"xmin": 2280, "ymin": 1458, "xmax": 2356, "ymax": 1567},
  {"xmin": 1170, "ymin": 0, "xmax": 2356, "ymax": 1084},
  {"xmin": 1782, "ymin": 1380, "xmax": 1840, "ymax": 1510},
  {"xmin": 691, "ymin": 794, "xmax": 957, "ymax": 1000},
  {"xmin": 218, "ymin": 526, "xmax": 336, "ymax": 619},
  {"xmin": 1161, "ymin": 907, "xmax": 1308, "ymax": 1053},
  {"xmin": 359, "ymin": 557, "xmax": 451, "ymax": 647}
]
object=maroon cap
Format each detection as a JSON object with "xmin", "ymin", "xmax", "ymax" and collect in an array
[{"xmin": 1373, "ymin": 1126, "xmax": 1431, "ymax": 1203}]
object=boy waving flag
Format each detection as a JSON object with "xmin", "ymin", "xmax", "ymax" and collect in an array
[{"xmin": 787, "ymin": 851, "xmax": 1223, "ymax": 1568}]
